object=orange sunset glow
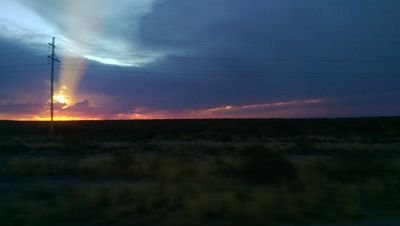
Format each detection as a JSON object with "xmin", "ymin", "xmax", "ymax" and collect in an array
[{"xmin": 0, "ymin": 98, "xmax": 330, "ymax": 121}]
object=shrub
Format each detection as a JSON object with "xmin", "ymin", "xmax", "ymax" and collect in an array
[
  {"xmin": 329, "ymin": 148, "xmax": 394, "ymax": 181},
  {"xmin": 5, "ymin": 158, "xmax": 74, "ymax": 177},
  {"xmin": 0, "ymin": 142, "xmax": 28, "ymax": 154},
  {"xmin": 239, "ymin": 145, "xmax": 297, "ymax": 184}
]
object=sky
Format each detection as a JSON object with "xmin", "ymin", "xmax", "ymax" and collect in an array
[{"xmin": 0, "ymin": 0, "xmax": 399, "ymax": 120}]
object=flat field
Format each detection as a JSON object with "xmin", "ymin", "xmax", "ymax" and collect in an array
[{"xmin": 0, "ymin": 118, "xmax": 400, "ymax": 226}]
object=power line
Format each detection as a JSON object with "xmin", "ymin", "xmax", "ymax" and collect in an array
[
  {"xmin": 53, "ymin": 48, "xmax": 400, "ymax": 63},
  {"xmin": 0, "ymin": 63, "xmax": 48, "ymax": 68},
  {"xmin": 0, "ymin": 63, "xmax": 398, "ymax": 78},
  {"xmin": 0, "ymin": 51, "xmax": 49, "ymax": 56},
  {"xmin": 0, "ymin": 62, "xmax": 397, "ymax": 78},
  {"xmin": 56, "ymin": 66, "xmax": 399, "ymax": 78},
  {"xmin": 56, "ymin": 64, "xmax": 400, "ymax": 76},
  {"xmin": 56, "ymin": 38, "xmax": 400, "ymax": 49},
  {"xmin": 1, "ymin": 46, "xmax": 400, "ymax": 64}
]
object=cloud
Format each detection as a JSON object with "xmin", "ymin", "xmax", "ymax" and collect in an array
[
  {"xmin": 191, "ymin": 99, "xmax": 326, "ymax": 118},
  {"xmin": 0, "ymin": 0, "xmax": 59, "ymax": 44},
  {"xmin": 0, "ymin": 0, "xmax": 162, "ymax": 66},
  {"xmin": 0, "ymin": 0, "xmax": 399, "ymax": 120},
  {"xmin": 0, "ymin": 100, "xmax": 39, "ymax": 114},
  {"xmin": 106, "ymin": 98, "xmax": 328, "ymax": 119}
]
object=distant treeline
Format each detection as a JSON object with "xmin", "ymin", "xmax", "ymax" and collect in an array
[{"xmin": 0, "ymin": 117, "xmax": 399, "ymax": 141}]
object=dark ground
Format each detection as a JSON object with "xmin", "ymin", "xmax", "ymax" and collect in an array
[{"xmin": 0, "ymin": 118, "xmax": 400, "ymax": 226}]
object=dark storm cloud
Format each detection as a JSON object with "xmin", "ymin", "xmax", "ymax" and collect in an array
[
  {"xmin": 0, "ymin": 101, "xmax": 39, "ymax": 115},
  {"xmin": 79, "ymin": 0, "xmax": 400, "ymax": 115},
  {"xmin": 0, "ymin": 39, "xmax": 49, "ymax": 100}
]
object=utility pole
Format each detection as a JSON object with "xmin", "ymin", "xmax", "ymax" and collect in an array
[{"xmin": 48, "ymin": 37, "xmax": 60, "ymax": 137}]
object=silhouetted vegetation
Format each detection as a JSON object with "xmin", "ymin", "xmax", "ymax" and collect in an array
[
  {"xmin": 0, "ymin": 118, "xmax": 399, "ymax": 225},
  {"xmin": 239, "ymin": 145, "xmax": 297, "ymax": 184}
]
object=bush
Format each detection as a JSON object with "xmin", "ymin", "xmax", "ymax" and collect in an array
[
  {"xmin": 239, "ymin": 145, "xmax": 297, "ymax": 184},
  {"xmin": 0, "ymin": 142, "xmax": 28, "ymax": 154},
  {"xmin": 329, "ymin": 148, "xmax": 394, "ymax": 181},
  {"xmin": 4, "ymin": 158, "xmax": 75, "ymax": 177}
]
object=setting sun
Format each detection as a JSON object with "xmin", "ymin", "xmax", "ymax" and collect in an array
[
  {"xmin": 54, "ymin": 93, "xmax": 69, "ymax": 106},
  {"xmin": 53, "ymin": 85, "xmax": 72, "ymax": 108}
]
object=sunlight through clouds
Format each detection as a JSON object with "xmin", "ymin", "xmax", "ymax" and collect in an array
[
  {"xmin": 0, "ymin": 0, "xmax": 160, "ymax": 67},
  {"xmin": 0, "ymin": 0, "xmax": 62, "ymax": 45},
  {"xmin": 0, "ymin": 0, "xmax": 161, "ymax": 109}
]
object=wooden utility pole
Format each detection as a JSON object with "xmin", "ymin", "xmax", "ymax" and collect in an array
[{"xmin": 48, "ymin": 37, "xmax": 60, "ymax": 136}]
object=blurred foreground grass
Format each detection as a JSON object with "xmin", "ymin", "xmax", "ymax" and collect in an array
[{"xmin": 0, "ymin": 119, "xmax": 400, "ymax": 226}]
